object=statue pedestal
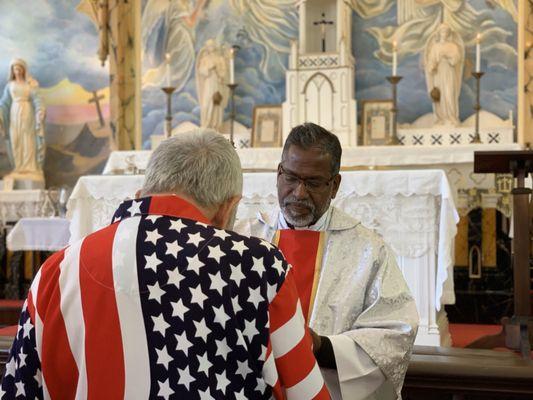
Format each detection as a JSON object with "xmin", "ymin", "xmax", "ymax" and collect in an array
[{"xmin": 3, "ymin": 172, "xmax": 45, "ymax": 191}]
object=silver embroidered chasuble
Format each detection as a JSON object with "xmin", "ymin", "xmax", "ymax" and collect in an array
[{"xmin": 235, "ymin": 207, "xmax": 419, "ymax": 399}]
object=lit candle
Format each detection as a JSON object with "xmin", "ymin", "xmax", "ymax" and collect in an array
[
  {"xmin": 392, "ymin": 41, "xmax": 398, "ymax": 76},
  {"xmin": 165, "ymin": 52, "xmax": 171, "ymax": 87},
  {"xmin": 229, "ymin": 48, "xmax": 235, "ymax": 85},
  {"xmin": 475, "ymin": 34, "xmax": 481, "ymax": 72}
]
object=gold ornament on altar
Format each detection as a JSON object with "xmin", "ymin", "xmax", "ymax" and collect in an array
[{"xmin": 495, "ymin": 174, "xmax": 513, "ymax": 194}]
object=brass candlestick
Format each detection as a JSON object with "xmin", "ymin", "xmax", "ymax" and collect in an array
[
  {"xmin": 227, "ymin": 83, "xmax": 238, "ymax": 147},
  {"xmin": 386, "ymin": 76, "xmax": 403, "ymax": 145},
  {"xmin": 161, "ymin": 86, "xmax": 176, "ymax": 138},
  {"xmin": 471, "ymin": 71, "xmax": 485, "ymax": 144}
]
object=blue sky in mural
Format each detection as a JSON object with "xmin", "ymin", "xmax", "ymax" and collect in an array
[
  {"xmin": 142, "ymin": 0, "xmax": 517, "ymax": 145},
  {"xmin": 0, "ymin": 0, "xmax": 106, "ymax": 91}
]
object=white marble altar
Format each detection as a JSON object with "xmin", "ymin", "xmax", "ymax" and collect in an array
[
  {"xmin": 67, "ymin": 169, "xmax": 459, "ymax": 346},
  {"xmin": 102, "ymin": 144, "xmax": 521, "ymax": 217},
  {"xmin": 103, "ymin": 144, "xmax": 520, "ymax": 173}
]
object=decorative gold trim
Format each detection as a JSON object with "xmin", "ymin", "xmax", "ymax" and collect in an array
[
  {"xmin": 307, "ymin": 231, "xmax": 325, "ymax": 321},
  {"xmin": 272, "ymin": 230, "xmax": 281, "ymax": 247}
]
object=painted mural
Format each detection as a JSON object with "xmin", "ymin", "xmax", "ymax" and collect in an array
[
  {"xmin": 141, "ymin": 0, "xmax": 517, "ymax": 145},
  {"xmin": 141, "ymin": 0, "xmax": 298, "ymax": 146},
  {"xmin": 0, "ymin": 0, "xmax": 110, "ymax": 187},
  {"xmin": 353, "ymin": 0, "xmax": 518, "ymax": 124}
]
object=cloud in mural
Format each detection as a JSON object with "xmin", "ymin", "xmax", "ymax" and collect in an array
[{"xmin": 0, "ymin": 0, "xmax": 107, "ymax": 92}]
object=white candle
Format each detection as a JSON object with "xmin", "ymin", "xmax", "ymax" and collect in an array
[
  {"xmin": 392, "ymin": 41, "xmax": 398, "ymax": 76},
  {"xmin": 165, "ymin": 52, "xmax": 171, "ymax": 87},
  {"xmin": 475, "ymin": 34, "xmax": 481, "ymax": 72},
  {"xmin": 229, "ymin": 48, "xmax": 235, "ymax": 84}
]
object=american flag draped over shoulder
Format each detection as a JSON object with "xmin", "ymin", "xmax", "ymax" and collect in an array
[{"xmin": 1, "ymin": 195, "xmax": 329, "ymax": 400}]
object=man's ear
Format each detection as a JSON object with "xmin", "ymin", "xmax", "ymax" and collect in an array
[
  {"xmin": 211, "ymin": 195, "xmax": 241, "ymax": 229},
  {"xmin": 331, "ymin": 174, "xmax": 341, "ymax": 199},
  {"xmin": 135, "ymin": 189, "xmax": 142, "ymax": 199}
]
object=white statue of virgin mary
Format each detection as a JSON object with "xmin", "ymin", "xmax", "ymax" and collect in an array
[
  {"xmin": 424, "ymin": 23, "xmax": 465, "ymax": 127},
  {"xmin": 0, "ymin": 59, "xmax": 46, "ymax": 183}
]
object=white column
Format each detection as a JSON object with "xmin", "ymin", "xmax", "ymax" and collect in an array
[{"xmin": 298, "ymin": 0, "xmax": 307, "ymax": 53}]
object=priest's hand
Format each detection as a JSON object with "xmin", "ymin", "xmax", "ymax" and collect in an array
[
  {"xmin": 309, "ymin": 327, "xmax": 322, "ymax": 354},
  {"xmin": 309, "ymin": 328, "xmax": 337, "ymax": 369}
]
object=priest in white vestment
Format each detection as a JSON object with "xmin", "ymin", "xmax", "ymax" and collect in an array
[{"xmin": 235, "ymin": 123, "xmax": 419, "ymax": 399}]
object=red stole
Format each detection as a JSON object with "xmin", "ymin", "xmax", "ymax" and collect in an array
[{"xmin": 274, "ymin": 230, "xmax": 325, "ymax": 323}]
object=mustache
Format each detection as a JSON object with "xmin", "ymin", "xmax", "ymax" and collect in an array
[{"xmin": 282, "ymin": 196, "xmax": 315, "ymax": 210}]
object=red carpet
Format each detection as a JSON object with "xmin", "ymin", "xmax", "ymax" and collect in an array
[
  {"xmin": 449, "ymin": 323, "xmax": 502, "ymax": 348},
  {"xmin": 0, "ymin": 300, "xmax": 24, "ymax": 309},
  {"xmin": 0, "ymin": 300, "xmax": 24, "ymax": 328},
  {"xmin": 0, "ymin": 326, "xmax": 17, "ymax": 337}
]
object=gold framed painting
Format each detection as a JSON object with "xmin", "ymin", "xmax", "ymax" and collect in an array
[
  {"xmin": 251, "ymin": 105, "xmax": 283, "ymax": 147},
  {"xmin": 361, "ymin": 100, "xmax": 394, "ymax": 146}
]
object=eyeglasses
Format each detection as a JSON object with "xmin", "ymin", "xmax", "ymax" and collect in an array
[{"xmin": 277, "ymin": 165, "xmax": 336, "ymax": 194}]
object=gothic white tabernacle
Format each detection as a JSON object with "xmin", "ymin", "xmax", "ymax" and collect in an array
[{"xmin": 282, "ymin": 0, "xmax": 358, "ymax": 147}]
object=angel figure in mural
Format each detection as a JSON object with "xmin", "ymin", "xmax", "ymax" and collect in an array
[
  {"xmin": 196, "ymin": 40, "xmax": 230, "ymax": 131},
  {"xmin": 0, "ymin": 59, "xmax": 46, "ymax": 181},
  {"xmin": 424, "ymin": 23, "xmax": 464, "ymax": 126},
  {"xmin": 142, "ymin": 0, "xmax": 208, "ymax": 91},
  {"xmin": 352, "ymin": 0, "xmax": 517, "ymax": 71}
]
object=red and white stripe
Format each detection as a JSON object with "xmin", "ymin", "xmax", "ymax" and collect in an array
[
  {"xmin": 28, "ymin": 219, "xmax": 152, "ymax": 399},
  {"xmin": 265, "ymin": 270, "xmax": 330, "ymax": 400},
  {"xmin": 111, "ymin": 217, "xmax": 151, "ymax": 399},
  {"xmin": 58, "ymin": 239, "xmax": 88, "ymax": 399},
  {"xmin": 27, "ymin": 270, "xmax": 50, "ymax": 399}
]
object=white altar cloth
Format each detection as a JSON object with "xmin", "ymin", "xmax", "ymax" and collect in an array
[
  {"xmin": 7, "ymin": 218, "xmax": 70, "ymax": 252},
  {"xmin": 0, "ymin": 190, "xmax": 45, "ymax": 224},
  {"xmin": 67, "ymin": 169, "xmax": 459, "ymax": 346},
  {"xmin": 102, "ymin": 144, "xmax": 521, "ymax": 174}
]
